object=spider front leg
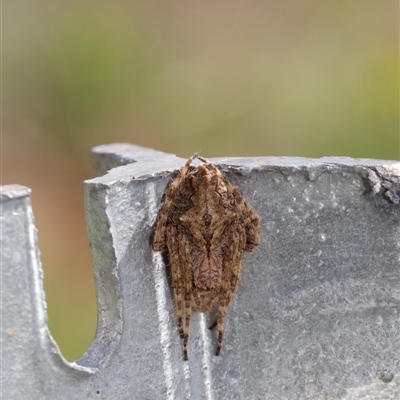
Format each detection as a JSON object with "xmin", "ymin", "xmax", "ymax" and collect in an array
[
  {"xmin": 208, "ymin": 292, "xmax": 232, "ymax": 356},
  {"xmin": 183, "ymin": 293, "xmax": 191, "ymax": 361},
  {"xmin": 177, "ymin": 231, "xmax": 194, "ymax": 361},
  {"xmin": 212, "ymin": 278, "xmax": 239, "ymax": 356},
  {"xmin": 212, "ymin": 228, "xmax": 245, "ymax": 356},
  {"xmin": 160, "ymin": 229, "xmax": 191, "ymax": 360},
  {"xmin": 231, "ymin": 185, "xmax": 260, "ymax": 252},
  {"xmin": 166, "ymin": 226, "xmax": 184, "ymax": 338}
]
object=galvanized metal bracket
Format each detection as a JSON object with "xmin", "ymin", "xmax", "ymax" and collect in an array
[{"xmin": 1, "ymin": 144, "xmax": 400, "ymax": 399}]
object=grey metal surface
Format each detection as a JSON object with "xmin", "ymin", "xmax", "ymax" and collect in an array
[{"xmin": 1, "ymin": 144, "xmax": 399, "ymax": 399}]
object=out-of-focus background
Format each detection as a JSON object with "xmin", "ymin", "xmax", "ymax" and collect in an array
[{"xmin": 3, "ymin": 0, "xmax": 399, "ymax": 361}]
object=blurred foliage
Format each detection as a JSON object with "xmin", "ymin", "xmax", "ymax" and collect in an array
[
  {"xmin": 3, "ymin": 0, "xmax": 399, "ymax": 361},
  {"xmin": 46, "ymin": 4, "xmax": 153, "ymax": 149}
]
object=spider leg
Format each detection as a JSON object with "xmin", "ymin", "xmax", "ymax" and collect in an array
[
  {"xmin": 214, "ymin": 225, "xmax": 246, "ymax": 356},
  {"xmin": 193, "ymin": 290, "xmax": 218, "ymax": 313},
  {"xmin": 166, "ymin": 225, "xmax": 184, "ymax": 337},
  {"xmin": 196, "ymin": 155, "xmax": 210, "ymax": 164},
  {"xmin": 220, "ymin": 175, "xmax": 260, "ymax": 252},
  {"xmin": 193, "ymin": 292, "xmax": 203, "ymax": 311},
  {"xmin": 166, "ymin": 226, "xmax": 195, "ymax": 359},
  {"xmin": 183, "ymin": 292, "xmax": 191, "ymax": 361},
  {"xmin": 177, "ymin": 231, "xmax": 193, "ymax": 361}
]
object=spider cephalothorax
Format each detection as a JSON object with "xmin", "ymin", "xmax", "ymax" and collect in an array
[{"xmin": 151, "ymin": 154, "xmax": 260, "ymax": 360}]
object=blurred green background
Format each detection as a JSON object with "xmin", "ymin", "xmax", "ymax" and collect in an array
[{"xmin": 3, "ymin": 0, "xmax": 399, "ymax": 361}]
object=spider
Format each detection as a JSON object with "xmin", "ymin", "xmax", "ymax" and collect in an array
[{"xmin": 151, "ymin": 153, "xmax": 260, "ymax": 360}]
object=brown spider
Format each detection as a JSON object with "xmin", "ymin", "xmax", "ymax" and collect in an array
[{"xmin": 151, "ymin": 154, "xmax": 260, "ymax": 360}]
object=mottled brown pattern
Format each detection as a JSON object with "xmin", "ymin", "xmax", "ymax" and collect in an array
[{"xmin": 151, "ymin": 154, "xmax": 260, "ymax": 360}]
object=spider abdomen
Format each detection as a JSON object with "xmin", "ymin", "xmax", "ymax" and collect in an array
[{"xmin": 191, "ymin": 250, "xmax": 223, "ymax": 290}]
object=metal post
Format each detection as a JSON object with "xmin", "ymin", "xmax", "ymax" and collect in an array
[{"xmin": 1, "ymin": 144, "xmax": 399, "ymax": 399}]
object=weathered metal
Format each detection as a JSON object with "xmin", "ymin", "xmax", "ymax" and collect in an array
[{"xmin": 1, "ymin": 144, "xmax": 399, "ymax": 399}]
